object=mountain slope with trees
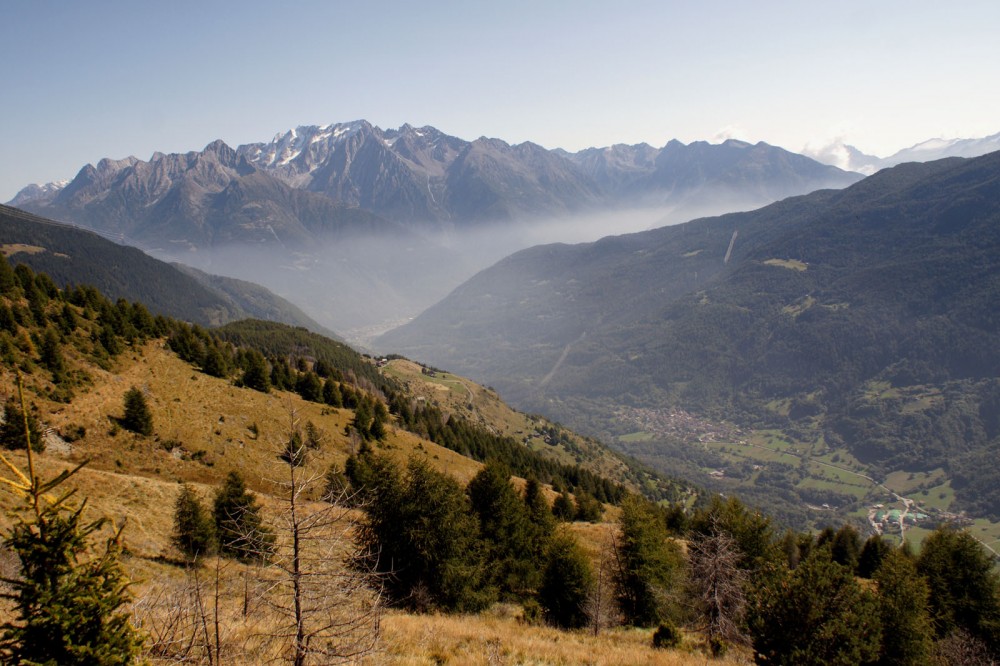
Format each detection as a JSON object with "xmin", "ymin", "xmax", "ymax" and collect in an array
[
  {"xmin": 1, "ymin": 217, "xmax": 998, "ymax": 664},
  {"xmin": 0, "ymin": 204, "xmax": 333, "ymax": 332},
  {"xmin": 377, "ymin": 151, "xmax": 1000, "ymax": 523}
]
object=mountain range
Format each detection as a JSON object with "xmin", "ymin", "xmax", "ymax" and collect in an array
[
  {"xmin": 808, "ymin": 131, "xmax": 1000, "ymax": 175},
  {"xmin": 13, "ymin": 121, "xmax": 861, "ymax": 228},
  {"xmin": 8, "ymin": 122, "xmax": 862, "ymax": 335},
  {"xmin": 377, "ymin": 151, "xmax": 1000, "ymax": 524}
]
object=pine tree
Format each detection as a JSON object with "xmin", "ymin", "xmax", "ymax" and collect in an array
[
  {"xmin": 1, "ymin": 396, "xmax": 45, "ymax": 452},
  {"xmin": 524, "ymin": 477, "xmax": 552, "ymax": 527},
  {"xmin": 539, "ymin": 529, "xmax": 593, "ymax": 629},
  {"xmin": 370, "ymin": 400, "xmax": 389, "ymax": 441},
  {"xmin": 751, "ymin": 547, "xmax": 881, "ymax": 666},
  {"xmin": 213, "ymin": 471, "xmax": 274, "ymax": 562},
  {"xmin": 552, "ymin": 489, "xmax": 576, "ymax": 521},
  {"xmin": 574, "ymin": 490, "xmax": 603, "ymax": 523},
  {"xmin": 172, "ymin": 484, "xmax": 216, "ymax": 561},
  {"xmin": 612, "ymin": 495, "xmax": 684, "ymax": 627},
  {"xmin": 39, "ymin": 326, "xmax": 65, "ymax": 376},
  {"xmin": 202, "ymin": 344, "xmax": 228, "ymax": 378},
  {"xmin": 467, "ymin": 461, "xmax": 539, "ymax": 597},
  {"xmin": 121, "ymin": 386, "xmax": 153, "ymax": 436},
  {"xmin": 356, "ymin": 455, "xmax": 490, "ymax": 612},
  {"xmin": 857, "ymin": 534, "xmax": 893, "ymax": 578},
  {"xmin": 873, "ymin": 549, "xmax": 934, "ymax": 666},
  {"xmin": 295, "ymin": 371, "xmax": 323, "ymax": 402},
  {"xmin": 829, "ymin": 524, "xmax": 862, "ymax": 570},
  {"xmin": 0, "ymin": 252, "xmax": 16, "ymax": 294},
  {"xmin": 241, "ymin": 350, "xmax": 270, "ymax": 393},
  {"xmin": 351, "ymin": 398, "xmax": 373, "ymax": 439},
  {"xmin": 689, "ymin": 495, "xmax": 777, "ymax": 574},
  {"xmin": 322, "ymin": 378, "xmax": 343, "ymax": 407},
  {"xmin": 917, "ymin": 527, "xmax": 1000, "ymax": 647},
  {"xmin": 0, "ymin": 372, "xmax": 142, "ymax": 664}
]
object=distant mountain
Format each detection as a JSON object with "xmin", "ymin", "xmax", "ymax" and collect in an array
[
  {"xmin": 238, "ymin": 122, "xmax": 604, "ymax": 224},
  {"xmin": 170, "ymin": 263, "xmax": 341, "ymax": 339},
  {"xmin": 563, "ymin": 138, "xmax": 859, "ymax": 209},
  {"xmin": 9, "ymin": 121, "xmax": 862, "ymax": 335},
  {"xmin": 377, "ymin": 151, "xmax": 1000, "ymax": 522},
  {"xmin": 15, "ymin": 122, "xmax": 861, "ymax": 231},
  {"xmin": 0, "ymin": 203, "xmax": 333, "ymax": 332},
  {"xmin": 15, "ymin": 140, "xmax": 393, "ymax": 253},
  {"xmin": 810, "ymin": 131, "xmax": 1000, "ymax": 175}
]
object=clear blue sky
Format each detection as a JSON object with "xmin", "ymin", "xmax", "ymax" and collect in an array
[{"xmin": 2, "ymin": 0, "xmax": 999, "ymax": 201}]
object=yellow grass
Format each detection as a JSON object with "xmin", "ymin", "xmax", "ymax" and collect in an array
[
  {"xmin": 375, "ymin": 611, "xmax": 748, "ymax": 665},
  {"xmin": 1, "ymin": 338, "xmax": 721, "ymax": 665}
]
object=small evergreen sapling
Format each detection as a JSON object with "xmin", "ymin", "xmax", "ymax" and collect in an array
[
  {"xmin": 121, "ymin": 386, "xmax": 153, "ymax": 436},
  {"xmin": 213, "ymin": 471, "xmax": 274, "ymax": 562},
  {"xmin": 172, "ymin": 484, "xmax": 216, "ymax": 561},
  {"xmin": 0, "ymin": 372, "xmax": 142, "ymax": 664}
]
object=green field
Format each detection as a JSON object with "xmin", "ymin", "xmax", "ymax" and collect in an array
[{"xmin": 619, "ymin": 431, "xmax": 656, "ymax": 443}]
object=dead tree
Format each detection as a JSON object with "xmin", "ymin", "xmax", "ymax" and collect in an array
[
  {"xmin": 585, "ymin": 536, "xmax": 621, "ymax": 636},
  {"xmin": 255, "ymin": 409, "xmax": 383, "ymax": 665},
  {"xmin": 687, "ymin": 524, "xmax": 750, "ymax": 655}
]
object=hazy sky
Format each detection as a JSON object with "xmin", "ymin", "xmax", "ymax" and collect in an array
[{"xmin": 2, "ymin": 0, "xmax": 998, "ymax": 201}]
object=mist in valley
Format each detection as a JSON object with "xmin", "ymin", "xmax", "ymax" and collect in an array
[{"xmin": 145, "ymin": 191, "xmax": 776, "ymax": 348}]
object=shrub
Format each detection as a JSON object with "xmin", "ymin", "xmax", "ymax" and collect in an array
[{"xmin": 652, "ymin": 621, "xmax": 682, "ymax": 649}]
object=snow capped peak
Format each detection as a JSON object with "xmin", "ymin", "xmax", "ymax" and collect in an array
[{"xmin": 7, "ymin": 180, "xmax": 69, "ymax": 206}]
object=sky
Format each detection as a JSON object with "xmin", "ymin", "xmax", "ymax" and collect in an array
[{"xmin": 1, "ymin": 0, "xmax": 999, "ymax": 202}]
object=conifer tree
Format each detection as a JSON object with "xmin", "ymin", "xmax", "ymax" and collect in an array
[
  {"xmin": 39, "ymin": 326, "xmax": 65, "ymax": 376},
  {"xmin": 552, "ymin": 489, "xmax": 576, "ymax": 522},
  {"xmin": 351, "ymin": 398, "xmax": 373, "ymax": 439},
  {"xmin": 751, "ymin": 546, "xmax": 881, "ymax": 666},
  {"xmin": 241, "ymin": 350, "xmax": 270, "ymax": 393},
  {"xmin": 58, "ymin": 302, "xmax": 78, "ymax": 335},
  {"xmin": 873, "ymin": 549, "xmax": 934, "ymax": 666},
  {"xmin": 1, "ymin": 396, "xmax": 44, "ymax": 452},
  {"xmin": 689, "ymin": 495, "xmax": 777, "ymax": 574},
  {"xmin": 829, "ymin": 524, "xmax": 862, "ymax": 570},
  {"xmin": 574, "ymin": 490, "xmax": 604, "ymax": 523},
  {"xmin": 213, "ymin": 471, "xmax": 274, "ymax": 562},
  {"xmin": 857, "ymin": 534, "xmax": 893, "ymax": 578},
  {"xmin": 356, "ymin": 455, "xmax": 490, "ymax": 612},
  {"xmin": 613, "ymin": 495, "xmax": 684, "ymax": 627},
  {"xmin": 172, "ymin": 484, "xmax": 216, "ymax": 561},
  {"xmin": 917, "ymin": 527, "xmax": 1000, "ymax": 648},
  {"xmin": 201, "ymin": 344, "xmax": 228, "ymax": 378},
  {"xmin": 524, "ymin": 476, "xmax": 554, "ymax": 530},
  {"xmin": 295, "ymin": 371, "xmax": 323, "ymax": 402},
  {"xmin": 0, "ymin": 252, "xmax": 16, "ymax": 294},
  {"xmin": 539, "ymin": 529, "xmax": 593, "ymax": 629},
  {"xmin": 467, "ymin": 461, "xmax": 538, "ymax": 596},
  {"xmin": 322, "ymin": 378, "xmax": 343, "ymax": 407},
  {"xmin": 121, "ymin": 386, "xmax": 153, "ymax": 436},
  {"xmin": 0, "ymin": 372, "xmax": 141, "ymax": 664}
]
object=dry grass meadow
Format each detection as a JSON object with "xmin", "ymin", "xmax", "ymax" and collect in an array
[{"xmin": 0, "ymin": 342, "xmax": 743, "ymax": 665}]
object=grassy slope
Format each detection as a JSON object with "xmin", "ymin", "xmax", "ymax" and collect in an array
[
  {"xmin": 1, "ymin": 343, "xmax": 722, "ymax": 664},
  {"xmin": 383, "ymin": 358, "xmax": 636, "ymax": 484}
]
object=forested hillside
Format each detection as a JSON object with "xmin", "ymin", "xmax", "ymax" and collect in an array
[
  {"xmin": 0, "ymin": 238, "xmax": 998, "ymax": 664},
  {"xmin": 379, "ymin": 152, "xmax": 1000, "ymax": 526},
  {"xmin": 0, "ymin": 203, "xmax": 333, "ymax": 332}
]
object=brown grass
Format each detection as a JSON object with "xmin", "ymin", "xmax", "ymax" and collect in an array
[
  {"xmin": 375, "ymin": 610, "xmax": 749, "ymax": 665},
  {"xmin": 0, "ymin": 340, "xmax": 725, "ymax": 665}
]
